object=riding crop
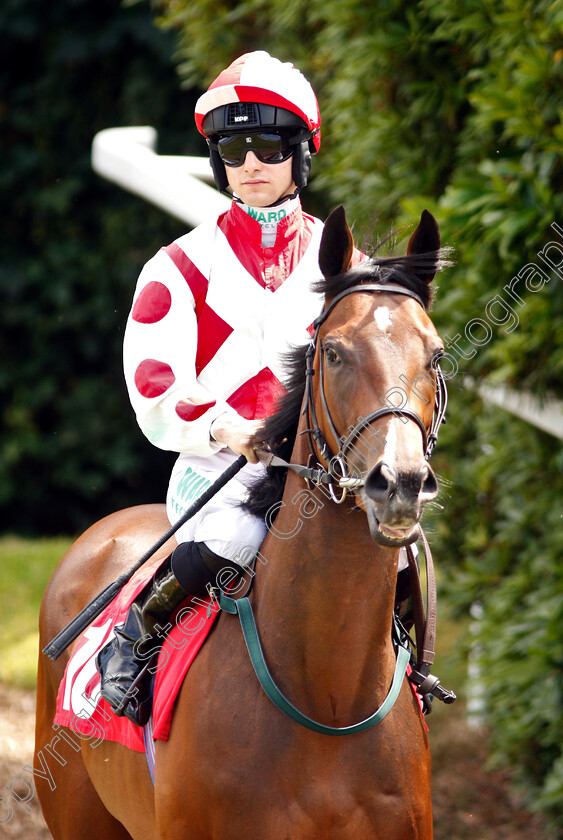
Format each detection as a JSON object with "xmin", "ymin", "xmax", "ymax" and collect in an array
[{"xmin": 42, "ymin": 454, "xmax": 248, "ymax": 661}]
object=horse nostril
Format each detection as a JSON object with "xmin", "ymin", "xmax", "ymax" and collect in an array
[
  {"xmin": 365, "ymin": 462, "xmax": 397, "ymax": 501},
  {"xmin": 421, "ymin": 466, "xmax": 438, "ymax": 498},
  {"xmin": 366, "ymin": 462, "xmax": 438, "ymax": 504}
]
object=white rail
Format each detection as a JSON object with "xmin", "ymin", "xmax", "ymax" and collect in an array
[
  {"xmin": 472, "ymin": 381, "xmax": 563, "ymax": 440},
  {"xmin": 91, "ymin": 126, "xmax": 229, "ymax": 228}
]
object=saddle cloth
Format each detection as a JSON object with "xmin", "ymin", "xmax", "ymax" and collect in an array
[{"xmin": 54, "ymin": 555, "xmax": 219, "ymax": 752}]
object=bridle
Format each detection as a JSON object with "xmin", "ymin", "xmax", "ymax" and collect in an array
[{"xmin": 261, "ymin": 282, "xmax": 448, "ymax": 502}]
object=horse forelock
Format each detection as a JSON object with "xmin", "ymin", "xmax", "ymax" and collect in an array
[{"xmin": 313, "ymin": 250, "xmax": 448, "ymax": 311}]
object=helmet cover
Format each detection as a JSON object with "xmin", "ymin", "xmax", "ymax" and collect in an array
[{"xmin": 195, "ymin": 51, "xmax": 321, "ymax": 152}]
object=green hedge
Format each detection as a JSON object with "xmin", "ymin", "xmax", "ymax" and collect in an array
[
  {"xmin": 407, "ymin": 4, "xmax": 563, "ymax": 826},
  {"xmin": 0, "ymin": 0, "xmax": 194, "ymax": 534}
]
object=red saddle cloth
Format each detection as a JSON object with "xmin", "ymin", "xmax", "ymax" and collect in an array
[{"xmin": 54, "ymin": 556, "xmax": 219, "ymax": 752}]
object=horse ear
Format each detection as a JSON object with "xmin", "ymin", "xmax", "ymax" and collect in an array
[
  {"xmin": 319, "ymin": 205, "xmax": 354, "ymax": 278},
  {"xmin": 406, "ymin": 209, "xmax": 441, "ymax": 283}
]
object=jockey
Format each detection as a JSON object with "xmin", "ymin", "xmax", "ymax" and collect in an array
[{"xmin": 97, "ymin": 51, "xmax": 326, "ymax": 725}]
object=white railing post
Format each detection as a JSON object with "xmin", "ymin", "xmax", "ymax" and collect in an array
[{"xmin": 91, "ymin": 126, "xmax": 230, "ymax": 228}]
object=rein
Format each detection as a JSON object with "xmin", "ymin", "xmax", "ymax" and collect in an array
[
  {"xmin": 217, "ymin": 591, "xmax": 411, "ymax": 735},
  {"xmin": 215, "ymin": 526, "xmax": 455, "ymax": 736},
  {"xmin": 404, "ymin": 532, "xmax": 456, "ymax": 705}
]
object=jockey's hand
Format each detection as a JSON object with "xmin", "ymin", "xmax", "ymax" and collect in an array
[{"xmin": 211, "ymin": 415, "xmax": 265, "ymax": 464}]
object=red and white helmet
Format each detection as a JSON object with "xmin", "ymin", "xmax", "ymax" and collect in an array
[{"xmin": 195, "ymin": 51, "xmax": 321, "ymax": 192}]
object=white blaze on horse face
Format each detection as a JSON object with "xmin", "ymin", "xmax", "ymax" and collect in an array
[
  {"xmin": 373, "ymin": 306, "xmax": 392, "ymax": 332},
  {"xmin": 382, "ymin": 417, "xmax": 397, "ymax": 467}
]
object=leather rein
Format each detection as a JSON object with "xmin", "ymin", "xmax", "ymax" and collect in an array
[{"xmin": 217, "ymin": 281, "xmax": 455, "ymax": 735}]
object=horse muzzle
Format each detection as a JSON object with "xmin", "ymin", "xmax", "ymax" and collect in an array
[{"xmin": 362, "ymin": 460, "xmax": 439, "ymax": 548}]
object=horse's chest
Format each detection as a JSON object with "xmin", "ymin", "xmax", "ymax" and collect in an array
[
  {"xmin": 159, "ymin": 617, "xmax": 431, "ymax": 839},
  {"xmin": 159, "ymin": 709, "xmax": 430, "ymax": 839},
  {"xmin": 242, "ymin": 741, "xmax": 427, "ymax": 837}
]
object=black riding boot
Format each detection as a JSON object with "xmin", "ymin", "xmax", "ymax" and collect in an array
[
  {"xmin": 395, "ymin": 566, "xmax": 411, "ymax": 604},
  {"xmin": 96, "ymin": 541, "xmax": 235, "ymax": 726},
  {"xmin": 395, "ymin": 566, "xmax": 414, "ymax": 630}
]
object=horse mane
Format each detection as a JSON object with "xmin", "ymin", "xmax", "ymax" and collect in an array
[
  {"xmin": 242, "ymin": 341, "xmax": 308, "ymax": 520},
  {"xmin": 242, "ymin": 249, "xmax": 445, "ymax": 520},
  {"xmin": 318, "ymin": 250, "xmax": 440, "ymax": 311}
]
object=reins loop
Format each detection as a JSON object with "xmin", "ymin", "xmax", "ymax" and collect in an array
[
  {"xmin": 217, "ymin": 590, "xmax": 412, "ymax": 735},
  {"xmin": 214, "ymin": 527, "xmax": 455, "ymax": 734}
]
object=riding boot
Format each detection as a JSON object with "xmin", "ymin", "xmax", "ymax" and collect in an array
[
  {"xmin": 96, "ymin": 541, "xmax": 239, "ymax": 726},
  {"xmin": 395, "ymin": 566, "xmax": 414, "ymax": 630}
]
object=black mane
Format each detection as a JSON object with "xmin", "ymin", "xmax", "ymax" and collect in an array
[
  {"xmin": 242, "ymin": 250, "xmax": 442, "ymax": 520},
  {"xmin": 317, "ymin": 249, "xmax": 440, "ymax": 310},
  {"xmin": 242, "ymin": 340, "xmax": 309, "ymax": 520}
]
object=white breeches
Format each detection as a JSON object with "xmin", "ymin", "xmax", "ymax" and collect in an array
[
  {"xmin": 167, "ymin": 449, "xmax": 410, "ymax": 571},
  {"xmin": 166, "ymin": 450, "xmax": 267, "ymax": 566}
]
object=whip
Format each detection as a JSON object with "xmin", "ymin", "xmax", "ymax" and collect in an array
[{"xmin": 43, "ymin": 455, "xmax": 247, "ymax": 660}]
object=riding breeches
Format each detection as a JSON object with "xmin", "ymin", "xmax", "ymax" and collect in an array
[
  {"xmin": 167, "ymin": 449, "xmax": 411, "ymax": 571},
  {"xmin": 166, "ymin": 450, "xmax": 268, "ymax": 566}
]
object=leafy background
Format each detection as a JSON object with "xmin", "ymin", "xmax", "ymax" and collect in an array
[{"xmin": 1, "ymin": 0, "xmax": 562, "ymax": 830}]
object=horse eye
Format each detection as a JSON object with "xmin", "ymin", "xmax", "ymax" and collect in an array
[
  {"xmin": 324, "ymin": 346, "xmax": 341, "ymax": 365},
  {"xmin": 431, "ymin": 349, "xmax": 444, "ymax": 369}
]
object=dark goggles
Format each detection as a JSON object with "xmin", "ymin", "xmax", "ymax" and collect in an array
[{"xmin": 215, "ymin": 131, "xmax": 294, "ymax": 167}]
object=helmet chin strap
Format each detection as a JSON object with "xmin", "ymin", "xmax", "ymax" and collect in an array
[
  {"xmin": 230, "ymin": 186, "xmax": 301, "ymax": 207},
  {"xmin": 268, "ymin": 187, "xmax": 301, "ymax": 207},
  {"xmin": 213, "ymin": 133, "xmax": 313, "ymax": 197}
]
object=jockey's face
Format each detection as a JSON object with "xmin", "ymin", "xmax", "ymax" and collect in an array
[{"xmin": 225, "ymin": 151, "xmax": 296, "ymax": 208}]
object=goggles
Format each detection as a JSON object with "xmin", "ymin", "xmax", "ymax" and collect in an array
[{"xmin": 215, "ymin": 131, "xmax": 294, "ymax": 167}]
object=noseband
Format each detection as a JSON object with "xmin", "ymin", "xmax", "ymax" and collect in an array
[{"xmin": 262, "ymin": 282, "xmax": 447, "ymax": 502}]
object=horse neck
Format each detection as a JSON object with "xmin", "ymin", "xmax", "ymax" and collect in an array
[{"xmin": 253, "ymin": 428, "xmax": 400, "ymax": 721}]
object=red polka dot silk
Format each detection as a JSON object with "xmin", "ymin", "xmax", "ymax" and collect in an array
[
  {"xmin": 131, "ymin": 282, "xmax": 172, "ymax": 324},
  {"xmin": 175, "ymin": 399, "xmax": 216, "ymax": 421},
  {"xmin": 134, "ymin": 359, "xmax": 175, "ymax": 398}
]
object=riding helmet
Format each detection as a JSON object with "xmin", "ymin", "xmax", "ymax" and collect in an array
[{"xmin": 194, "ymin": 51, "xmax": 321, "ymax": 193}]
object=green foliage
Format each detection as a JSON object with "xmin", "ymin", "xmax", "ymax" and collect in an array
[
  {"xmin": 153, "ymin": 0, "xmax": 472, "ymax": 226},
  {"xmin": 1, "ymin": 0, "xmax": 192, "ymax": 534},
  {"xmin": 152, "ymin": 0, "xmax": 563, "ymax": 826},
  {"xmin": 404, "ymin": 2, "xmax": 563, "ymax": 827}
]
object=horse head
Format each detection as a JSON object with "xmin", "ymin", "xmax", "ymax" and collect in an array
[{"xmin": 314, "ymin": 205, "xmax": 445, "ymax": 548}]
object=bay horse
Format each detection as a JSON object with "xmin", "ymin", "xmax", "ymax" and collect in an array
[{"xmin": 35, "ymin": 206, "xmax": 446, "ymax": 839}]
